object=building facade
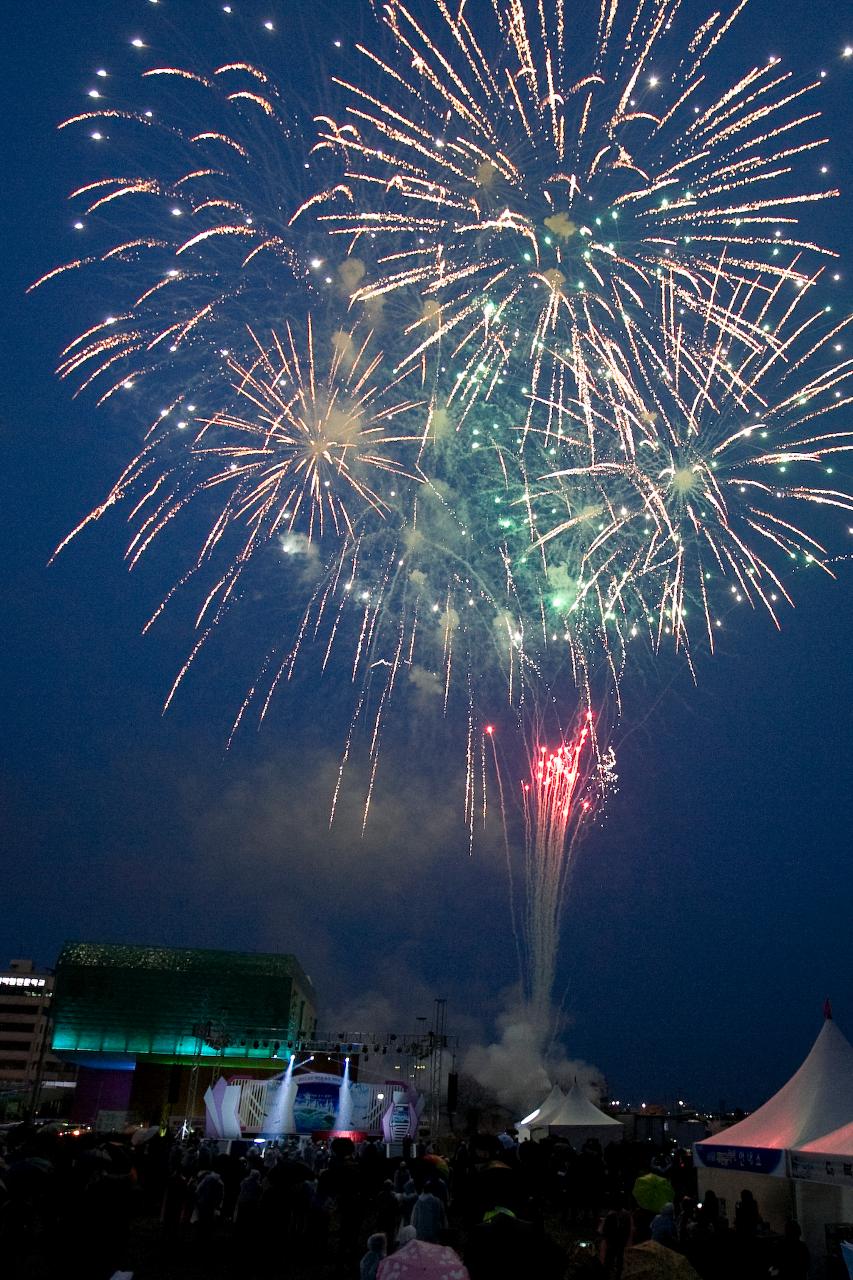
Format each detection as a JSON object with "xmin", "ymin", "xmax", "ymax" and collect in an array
[
  {"xmin": 0, "ymin": 959, "xmax": 75, "ymax": 1116},
  {"xmin": 50, "ymin": 941, "xmax": 318, "ymax": 1129}
]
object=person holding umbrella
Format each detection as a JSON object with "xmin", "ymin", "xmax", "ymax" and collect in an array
[{"xmin": 377, "ymin": 1236, "xmax": 470, "ymax": 1279}]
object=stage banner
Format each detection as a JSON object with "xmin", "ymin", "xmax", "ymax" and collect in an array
[{"xmin": 288, "ymin": 1071, "xmax": 381, "ymax": 1133}]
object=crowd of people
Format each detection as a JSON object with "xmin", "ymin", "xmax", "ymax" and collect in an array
[{"xmin": 0, "ymin": 1120, "xmax": 813, "ymax": 1279}]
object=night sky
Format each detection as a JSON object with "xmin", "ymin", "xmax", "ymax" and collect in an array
[{"xmin": 3, "ymin": 0, "xmax": 852, "ymax": 1112}]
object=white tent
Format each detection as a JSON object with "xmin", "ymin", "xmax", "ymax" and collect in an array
[
  {"xmin": 532, "ymin": 1081, "xmax": 623, "ymax": 1145},
  {"xmin": 695, "ymin": 1016, "xmax": 853, "ymax": 1261},
  {"xmin": 792, "ymin": 1118, "xmax": 853, "ymax": 1171},
  {"xmin": 790, "ymin": 1117, "xmax": 853, "ymax": 1188},
  {"xmin": 789, "ymin": 1120, "xmax": 853, "ymax": 1264},
  {"xmin": 518, "ymin": 1084, "xmax": 565, "ymax": 1140},
  {"xmin": 696, "ymin": 1018, "xmax": 853, "ymax": 1176}
]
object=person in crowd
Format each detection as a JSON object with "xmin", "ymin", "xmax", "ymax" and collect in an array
[
  {"xmin": 599, "ymin": 1202, "xmax": 632, "ymax": 1278},
  {"xmin": 429, "ymin": 1172, "xmax": 449, "ymax": 1206},
  {"xmin": 675, "ymin": 1195, "xmax": 697, "ymax": 1244},
  {"xmin": 374, "ymin": 1178, "xmax": 401, "ymax": 1248},
  {"xmin": 696, "ymin": 1189, "xmax": 723, "ymax": 1234},
  {"xmin": 629, "ymin": 1205, "xmax": 653, "ymax": 1245},
  {"xmin": 360, "ymin": 1230, "xmax": 387, "ymax": 1280},
  {"xmin": 395, "ymin": 1167, "xmax": 419, "ymax": 1225},
  {"xmin": 410, "ymin": 1180, "xmax": 448, "ymax": 1242},
  {"xmin": 465, "ymin": 1205, "xmax": 565, "ymax": 1279},
  {"xmin": 734, "ymin": 1187, "xmax": 761, "ymax": 1235},
  {"xmin": 379, "ymin": 1235, "xmax": 470, "ymax": 1280},
  {"xmin": 193, "ymin": 1166, "xmax": 224, "ymax": 1232},
  {"xmin": 232, "ymin": 1165, "xmax": 262, "ymax": 1237},
  {"xmin": 773, "ymin": 1219, "xmax": 810, "ymax": 1280},
  {"xmin": 650, "ymin": 1201, "xmax": 678, "ymax": 1248}
]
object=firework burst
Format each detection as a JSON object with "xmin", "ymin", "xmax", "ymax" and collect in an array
[
  {"xmin": 29, "ymin": 58, "xmax": 349, "ymax": 414},
  {"xmin": 316, "ymin": 0, "xmax": 838, "ymax": 416},
  {"xmin": 199, "ymin": 319, "xmax": 425, "ymax": 541},
  {"xmin": 31, "ymin": 0, "xmax": 853, "ymax": 1027},
  {"xmin": 529, "ymin": 264, "xmax": 853, "ymax": 671}
]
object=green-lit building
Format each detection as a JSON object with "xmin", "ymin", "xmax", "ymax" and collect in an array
[{"xmin": 52, "ymin": 941, "xmax": 317, "ymax": 1127}]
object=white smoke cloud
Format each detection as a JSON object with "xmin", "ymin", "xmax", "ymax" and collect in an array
[
  {"xmin": 279, "ymin": 531, "xmax": 318, "ymax": 560},
  {"xmin": 408, "ymin": 664, "xmax": 442, "ymax": 705},
  {"xmin": 462, "ymin": 998, "xmax": 606, "ymax": 1116}
]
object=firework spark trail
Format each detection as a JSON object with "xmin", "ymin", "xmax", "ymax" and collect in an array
[
  {"xmin": 517, "ymin": 707, "xmax": 616, "ymax": 1023},
  {"xmin": 316, "ymin": 0, "xmax": 838, "ymax": 415},
  {"xmin": 486, "ymin": 723, "xmax": 526, "ymax": 995}
]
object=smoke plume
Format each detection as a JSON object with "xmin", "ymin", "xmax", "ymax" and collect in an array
[{"xmin": 462, "ymin": 998, "xmax": 606, "ymax": 1116}]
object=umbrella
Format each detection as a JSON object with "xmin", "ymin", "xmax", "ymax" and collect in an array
[
  {"xmin": 632, "ymin": 1173, "xmax": 675, "ymax": 1212},
  {"xmin": 622, "ymin": 1241, "xmax": 701, "ymax": 1280},
  {"xmin": 377, "ymin": 1238, "xmax": 470, "ymax": 1279},
  {"xmin": 131, "ymin": 1125, "xmax": 161, "ymax": 1146},
  {"xmin": 422, "ymin": 1153, "xmax": 450, "ymax": 1179}
]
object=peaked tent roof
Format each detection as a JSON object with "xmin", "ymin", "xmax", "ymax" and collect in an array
[
  {"xmin": 793, "ymin": 1116, "xmax": 853, "ymax": 1157},
  {"xmin": 697, "ymin": 1018, "xmax": 853, "ymax": 1154},
  {"xmin": 546, "ymin": 1081, "xmax": 623, "ymax": 1130},
  {"xmin": 521, "ymin": 1083, "xmax": 565, "ymax": 1127}
]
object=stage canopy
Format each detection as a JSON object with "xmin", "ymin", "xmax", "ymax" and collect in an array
[{"xmin": 695, "ymin": 1016, "xmax": 853, "ymax": 1177}]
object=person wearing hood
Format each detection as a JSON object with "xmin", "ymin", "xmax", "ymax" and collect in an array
[
  {"xmin": 650, "ymin": 1202, "xmax": 677, "ymax": 1248},
  {"xmin": 360, "ymin": 1231, "xmax": 387, "ymax": 1280},
  {"xmin": 410, "ymin": 1181, "xmax": 448, "ymax": 1243},
  {"xmin": 194, "ymin": 1169, "xmax": 224, "ymax": 1222}
]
